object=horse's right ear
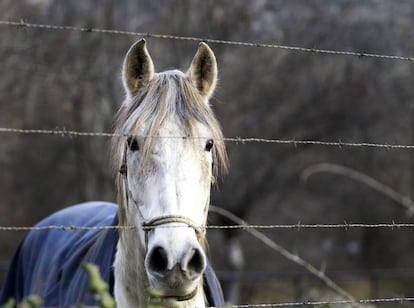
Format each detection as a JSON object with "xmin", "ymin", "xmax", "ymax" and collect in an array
[
  {"xmin": 188, "ymin": 42, "xmax": 217, "ymax": 100},
  {"xmin": 122, "ymin": 39, "xmax": 154, "ymax": 97}
]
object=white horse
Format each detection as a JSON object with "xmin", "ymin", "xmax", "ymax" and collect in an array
[
  {"xmin": 112, "ymin": 39, "xmax": 228, "ymax": 307},
  {"xmin": 0, "ymin": 40, "xmax": 227, "ymax": 308}
]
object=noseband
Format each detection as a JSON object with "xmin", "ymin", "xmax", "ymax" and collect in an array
[
  {"xmin": 142, "ymin": 215, "xmax": 204, "ymax": 239},
  {"xmin": 119, "ymin": 147, "xmax": 205, "ymax": 246}
]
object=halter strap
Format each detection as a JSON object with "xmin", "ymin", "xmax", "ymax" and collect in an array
[{"xmin": 142, "ymin": 215, "xmax": 205, "ymax": 247}]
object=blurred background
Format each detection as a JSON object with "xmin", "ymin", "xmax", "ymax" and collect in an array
[{"xmin": 1, "ymin": 0, "xmax": 414, "ymax": 306}]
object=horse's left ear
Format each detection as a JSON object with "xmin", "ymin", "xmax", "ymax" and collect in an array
[
  {"xmin": 122, "ymin": 39, "xmax": 154, "ymax": 98},
  {"xmin": 188, "ymin": 42, "xmax": 217, "ymax": 100}
]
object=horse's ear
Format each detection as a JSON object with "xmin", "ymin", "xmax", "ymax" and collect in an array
[
  {"xmin": 188, "ymin": 42, "xmax": 217, "ymax": 100},
  {"xmin": 122, "ymin": 39, "xmax": 154, "ymax": 97}
]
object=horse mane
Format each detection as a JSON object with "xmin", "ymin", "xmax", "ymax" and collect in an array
[{"xmin": 111, "ymin": 70, "xmax": 228, "ymax": 228}]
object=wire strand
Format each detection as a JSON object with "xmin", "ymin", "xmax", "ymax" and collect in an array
[
  {"xmin": 209, "ymin": 206, "xmax": 360, "ymax": 307},
  {"xmin": 218, "ymin": 297, "xmax": 414, "ymax": 307},
  {"xmin": 2, "ymin": 222, "xmax": 414, "ymax": 232},
  {"xmin": 1, "ymin": 19, "xmax": 414, "ymax": 62},
  {"xmin": 1, "ymin": 18, "xmax": 413, "ymax": 308},
  {"xmin": 2, "ymin": 127, "xmax": 414, "ymax": 150}
]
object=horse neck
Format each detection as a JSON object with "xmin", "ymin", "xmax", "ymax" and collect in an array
[{"xmin": 114, "ymin": 237, "xmax": 148, "ymax": 307}]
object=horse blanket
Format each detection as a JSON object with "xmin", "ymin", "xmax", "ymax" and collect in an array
[{"xmin": 0, "ymin": 202, "xmax": 224, "ymax": 307}]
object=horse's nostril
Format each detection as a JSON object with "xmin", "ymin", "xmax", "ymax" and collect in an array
[
  {"xmin": 183, "ymin": 248, "xmax": 206, "ymax": 279},
  {"xmin": 147, "ymin": 246, "xmax": 169, "ymax": 276}
]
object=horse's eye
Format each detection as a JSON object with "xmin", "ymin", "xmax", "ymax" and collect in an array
[
  {"xmin": 127, "ymin": 136, "xmax": 139, "ymax": 151},
  {"xmin": 205, "ymin": 139, "xmax": 214, "ymax": 152}
]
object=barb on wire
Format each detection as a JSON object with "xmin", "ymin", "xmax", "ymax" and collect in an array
[
  {"xmin": 1, "ymin": 19, "xmax": 414, "ymax": 62},
  {"xmin": 3, "ymin": 127, "xmax": 414, "ymax": 150}
]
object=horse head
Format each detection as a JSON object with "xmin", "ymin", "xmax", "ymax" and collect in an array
[{"xmin": 112, "ymin": 39, "xmax": 227, "ymax": 306}]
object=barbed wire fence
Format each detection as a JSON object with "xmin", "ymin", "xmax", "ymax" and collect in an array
[
  {"xmin": 3, "ymin": 127, "xmax": 414, "ymax": 149},
  {"xmin": 1, "ymin": 19, "xmax": 414, "ymax": 62},
  {"xmin": 1, "ymin": 18, "xmax": 414, "ymax": 307},
  {"xmin": 2, "ymin": 206, "xmax": 414, "ymax": 308}
]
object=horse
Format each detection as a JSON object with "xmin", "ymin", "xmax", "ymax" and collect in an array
[{"xmin": 0, "ymin": 39, "xmax": 228, "ymax": 308}]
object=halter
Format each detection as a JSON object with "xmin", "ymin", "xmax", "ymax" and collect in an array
[
  {"xmin": 142, "ymin": 215, "xmax": 205, "ymax": 246},
  {"xmin": 118, "ymin": 145, "xmax": 206, "ymax": 301},
  {"xmin": 119, "ymin": 144, "xmax": 206, "ymax": 248}
]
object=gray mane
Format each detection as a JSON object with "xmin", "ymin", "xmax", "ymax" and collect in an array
[{"xmin": 112, "ymin": 70, "xmax": 228, "ymax": 179}]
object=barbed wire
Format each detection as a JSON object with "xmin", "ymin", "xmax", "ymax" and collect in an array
[
  {"xmin": 6, "ymin": 297, "xmax": 413, "ymax": 308},
  {"xmin": 1, "ymin": 19, "xmax": 414, "ymax": 62},
  {"xmin": 1, "ymin": 221, "xmax": 414, "ymax": 232},
  {"xmin": 1, "ymin": 17, "xmax": 413, "ymax": 308},
  {"xmin": 22, "ymin": 297, "xmax": 414, "ymax": 307},
  {"xmin": 0, "ymin": 127, "xmax": 115, "ymax": 138},
  {"xmin": 208, "ymin": 222, "xmax": 414, "ymax": 230},
  {"xmin": 2, "ymin": 209, "xmax": 412, "ymax": 307},
  {"xmin": 2, "ymin": 127, "xmax": 414, "ymax": 149},
  {"xmin": 222, "ymin": 297, "xmax": 414, "ymax": 307}
]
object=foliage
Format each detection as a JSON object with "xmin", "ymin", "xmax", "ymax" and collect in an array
[
  {"xmin": 147, "ymin": 289, "xmax": 179, "ymax": 308},
  {"xmin": 1, "ymin": 295, "xmax": 42, "ymax": 308},
  {"xmin": 82, "ymin": 263, "xmax": 116, "ymax": 308},
  {"xmin": 1, "ymin": 298, "xmax": 14, "ymax": 308},
  {"xmin": 1, "ymin": 263, "xmax": 179, "ymax": 308}
]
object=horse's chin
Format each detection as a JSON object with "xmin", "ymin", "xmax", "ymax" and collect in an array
[
  {"xmin": 157, "ymin": 285, "xmax": 199, "ymax": 301},
  {"xmin": 148, "ymin": 270, "xmax": 201, "ymax": 301}
]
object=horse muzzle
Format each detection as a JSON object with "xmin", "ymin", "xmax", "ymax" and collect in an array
[
  {"xmin": 148, "ymin": 264, "xmax": 201, "ymax": 301},
  {"xmin": 145, "ymin": 240, "xmax": 206, "ymax": 299}
]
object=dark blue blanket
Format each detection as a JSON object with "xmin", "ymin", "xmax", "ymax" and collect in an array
[{"xmin": 0, "ymin": 202, "xmax": 224, "ymax": 307}]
